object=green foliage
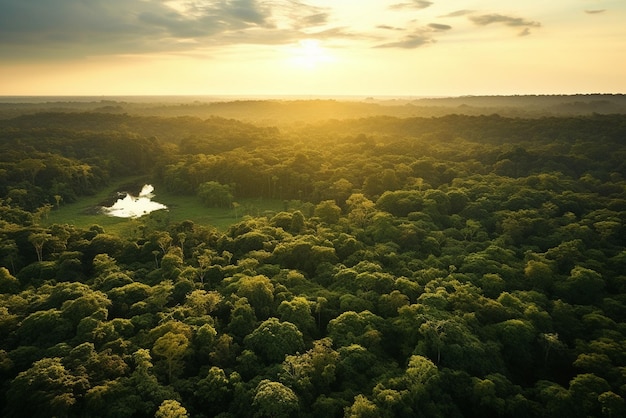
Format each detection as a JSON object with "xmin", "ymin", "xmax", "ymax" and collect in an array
[
  {"xmin": 244, "ymin": 318, "xmax": 304, "ymax": 364},
  {"xmin": 345, "ymin": 394, "xmax": 379, "ymax": 418},
  {"xmin": 152, "ymin": 331, "xmax": 189, "ymax": 382},
  {"xmin": 235, "ymin": 275, "xmax": 274, "ymax": 319},
  {"xmin": 5, "ymin": 357, "xmax": 86, "ymax": 417},
  {"xmin": 197, "ymin": 181, "xmax": 234, "ymax": 208},
  {"xmin": 314, "ymin": 200, "xmax": 342, "ymax": 224},
  {"xmin": 252, "ymin": 379, "xmax": 300, "ymax": 418},
  {"xmin": 328, "ymin": 310, "xmax": 385, "ymax": 352},
  {"xmin": 155, "ymin": 400, "xmax": 189, "ymax": 418},
  {"xmin": 1, "ymin": 101, "xmax": 626, "ymax": 418}
]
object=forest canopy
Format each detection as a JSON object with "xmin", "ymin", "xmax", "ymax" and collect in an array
[{"xmin": 0, "ymin": 97, "xmax": 625, "ymax": 417}]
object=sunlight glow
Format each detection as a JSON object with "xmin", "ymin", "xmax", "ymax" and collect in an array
[
  {"xmin": 1, "ymin": 1, "xmax": 625, "ymax": 96},
  {"xmin": 288, "ymin": 39, "xmax": 334, "ymax": 69}
]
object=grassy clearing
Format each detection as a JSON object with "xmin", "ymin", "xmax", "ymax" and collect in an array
[{"xmin": 43, "ymin": 179, "xmax": 285, "ymax": 234}]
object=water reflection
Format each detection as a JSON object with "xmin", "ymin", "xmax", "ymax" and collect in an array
[{"xmin": 102, "ymin": 184, "xmax": 167, "ymax": 218}]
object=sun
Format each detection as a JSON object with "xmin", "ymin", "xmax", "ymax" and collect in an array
[{"xmin": 288, "ymin": 39, "xmax": 334, "ymax": 69}]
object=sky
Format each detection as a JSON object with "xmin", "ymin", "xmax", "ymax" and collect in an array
[{"xmin": 0, "ymin": 0, "xmax": 625, "ymax": 97}]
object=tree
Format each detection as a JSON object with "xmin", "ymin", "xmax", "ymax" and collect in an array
[
  {"xmin": 599, "ymin": 391, "xmax": 626, "ymax": 418},
  {"xmin": 253, "ymin": 379, "xmax": 300, "ymax": 418},
  {"xmin": 195, "ymin": 366, "xmax": 230, "ymax": 415},
  {"xmin": 524, "ymin": 259, "xmax": 554, "ymax": 291},
  {"xmin": 17, "ymin": 158, "xmax": 46, "ymax": 183},
  {"xmin": 152, "ymin": 331, "xmax": 190, "ymax": 382},
  {"xmin": 176, "ymin": 232, "xmax": 186, "ymax": 257},
  {"xmin": 314, "ymin": 200, "xmax": 341, "ymax": 224},
  {"xmin": 197, "ymin": 181, "xmax": 233, "ymax": 208},
  {"xmin": 0, "ymin": 266, "xmax": 19, "ymax": 293},
  {"xmin": 290, "ymin": 210, "xmax": 305, "ymax": 233},
  {"xmin": 376, "ymin": 190, "xmax": 423, "ymax": 217},
  {"xmin": 156, "ymin": 232, "xmax": 173, "ymax": 255},
  {"xmin": 569, "ymin": 373, "xmax": 610, "ymax": 416},
  {"xmin": 5, "ymin": 357, "xmax": 86, "ymax": 418},
  {"xmin": 54, "ymin": 194, "xmax": 63, "ymax": 208},
  {"xmin": 155, "ymin": 400, "xmax": 189, "ymax": 418},
  {"xmin": 378, "ymin": 290, "xmax": 410, "ymax": 317},
  {"xmin": 33, "ymin": 204, "xmax": 53, "ymax": 225},
  {"xmin": 418, "ymin": 319, "xmax": 449, "ymax": 365},
  {"xmin": 87, "ymin": 233, "xmax": 129, "ymax": 262},
  {"xmin": 227, "ymin": 296, "xmax": 257, "ymax": 339},
  {"xmin": 244, "ymin": 318, "xmax": 304, "ymax": 363},
  {"xmin": 61, "ymin": 291, "xmax": 111, "ymax": 326},
  {"xmin": 556, "ymin": 266, "xmax": 605, "ymax": 305},
  {"xmin": 236, "ymin": 275, "xmax": 275, "ymax": 319},
  {"xmin": 87, "ymin": 348, "xmax": 181, "ymax": 417},
  {"xmin": 277, "ymin": 296, "xmax": 316, "ymax": 337},
  {"xmin": 195, "ymin": 248, "xmax": 215, "ymax": 285},
  {"xmin": 17, "ymin": 309, "xmax": 73, "ymax": 347},
  {"xmin": 344, "ymin": 394, "xmax": 379, "ymax": 418},
  {"xmin": 0, "ymin": 238, "xmax": 19, "ymax": 274},
  {"xmin": 159, "ymin": 252, "xmax": 183, "ymax": 280},
  {"xmin": 539, "ymin": 332, "xmax": 565, "ymax": 367},
  {"xmin": 405, "ymin": 354, "xmax": 438, "ymax": 388},
  {"xmin": 281, "ymin": 337, "xmax": 339, "ymax": 400},
  {"xmin": 272, "ymin": 235, "xmax": 338, "ymax": 277},
  {"xmin": 346, "ymin": 193, "xmax": 376, "ymax": 227},
  {"xmin": 29, "ymin": 232, "xmax": 51, "ymax": 262},
  {"xmin": 184, "ymin": 289, "xmax": 222, "ymax": 316},
  {"xmin": 328, "ymin": 310, "xmax": 385, "ymax": 351},
  {"xmin": 493, "ymin": 319, "xmax": 536, "ymax": 374}
]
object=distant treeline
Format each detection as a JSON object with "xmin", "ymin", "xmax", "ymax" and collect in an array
[
  {"xmin": 1, "ymin": 112, "xmax": 624, "ymax": 211},
  {"xmin": 1, "ymin": 94, "xmax": 625, "ymax": 122}
]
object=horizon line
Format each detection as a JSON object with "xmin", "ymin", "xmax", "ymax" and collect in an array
[{"xmin": 0, "ymin": 93, "xmax": 624, "ymax": 103}]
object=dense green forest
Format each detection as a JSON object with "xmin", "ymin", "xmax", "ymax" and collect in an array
[{"xmin": 0, "ymin": 97, "xmax": 625, "ymax": 417}]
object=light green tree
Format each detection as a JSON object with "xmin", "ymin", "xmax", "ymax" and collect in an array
[
  {"xmin": 153, "ymin": 331, "xmax": 189, "ymax": 382},
  {"xmin": 155, "ymin": 400, "xmax": 189, "ymax": 418},
  {"xmin": 253, "ymin": 379, "xmax": 300, "ymax": 418},
  {"xmin": 344, "ymin": 394, "xmax": 379, "ymax": 418},
  {"xmin": 314, "ymin": 200, "xmax": 342, "ymax": 224}
]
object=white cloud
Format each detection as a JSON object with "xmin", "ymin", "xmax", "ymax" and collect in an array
[{"xmin": 0, "ymin": 0, "xmax": 333, "ymax": 59}]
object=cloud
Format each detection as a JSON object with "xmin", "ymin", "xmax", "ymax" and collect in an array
[
  {"xmin": 308, "ymin": 27, "xmax": 358, "ymax": 40},
  {"xmin": 441, "ymin": 9, "xmax": 540, "ymax": 37},
  {"xmin": 301, "ymin": 12, "xmax": 330, "ymax": 26},
  {"xmin": 374, "ymin": 15, "xmax": 452, "ymax": 49},
  {"xmin": 441, "ymin": 9, "xmax": 474, "ymax": 18},
  {"xmin": 226, "ymin": 0, "xmax": 273, "ymax": 26},
  {"xmin": 377, "ymin": 25, "xmax": 405, "ymax": 31},
  {"xmin": 469, "ymin": 13, "xmax": 541, "ymax": 35},
  {"xmin": 470, "ymin": 13, "xmax": 540, "ymax": 28},
  {"xmin": 272, "ymin": 1, "xmax": 330, "ymax": 29},
  {"xmin": 585, "ymin": 10, "xmax": 606, "ymax": 15},
  {"xmin": 0, "ymin": 0, "xmax": 335, "ymax": 59},
  {"xmin": 375, "ymin": 23, "xmax": 446, "ymax": 49},
  {"xmin": 375, "ymin": 33, "xmax": 434, "ymax": 49},
  {"xmin": 389, "ymin": 1, "xmax": 433, "ymax": 11},
  {"xmin": 428, "ymin": 23, "xmax": 452, "ymax": 31}
]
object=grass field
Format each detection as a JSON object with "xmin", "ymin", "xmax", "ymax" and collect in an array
[{"xmin": 43, "ymin": 179, "xmax": 285, "ymax": 235}]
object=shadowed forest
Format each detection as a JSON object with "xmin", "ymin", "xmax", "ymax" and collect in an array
[{"xmin": 0, "ymin": 96, "xmax": 625, "ymax": 417}]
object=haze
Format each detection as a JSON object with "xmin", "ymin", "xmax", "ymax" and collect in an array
[{"xmin": 1, "ymin": 0, "xmax": 625, "ymax": 96}]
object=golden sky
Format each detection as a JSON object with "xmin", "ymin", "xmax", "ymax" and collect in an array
[{"xmin": 1, "ymin": 0, "xmax": 624, "ymax": 96}]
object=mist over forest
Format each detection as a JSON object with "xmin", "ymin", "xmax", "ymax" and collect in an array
[
  {"xmin": 0, "ymin": 96, "xmax": 625, "ymax": 418},
  {"xmin": 2, "ymin": 94, "xmax": 626, "ymax": 122}
]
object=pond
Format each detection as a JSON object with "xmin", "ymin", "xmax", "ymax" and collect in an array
[{"xmin": 101, "ymin": 184, "xmax": 167, "ymax": 218}]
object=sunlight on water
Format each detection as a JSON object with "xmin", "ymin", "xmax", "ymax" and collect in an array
[{"xmin": 102, "ymin": 184, "xmax": 167, "ymax": 218}]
